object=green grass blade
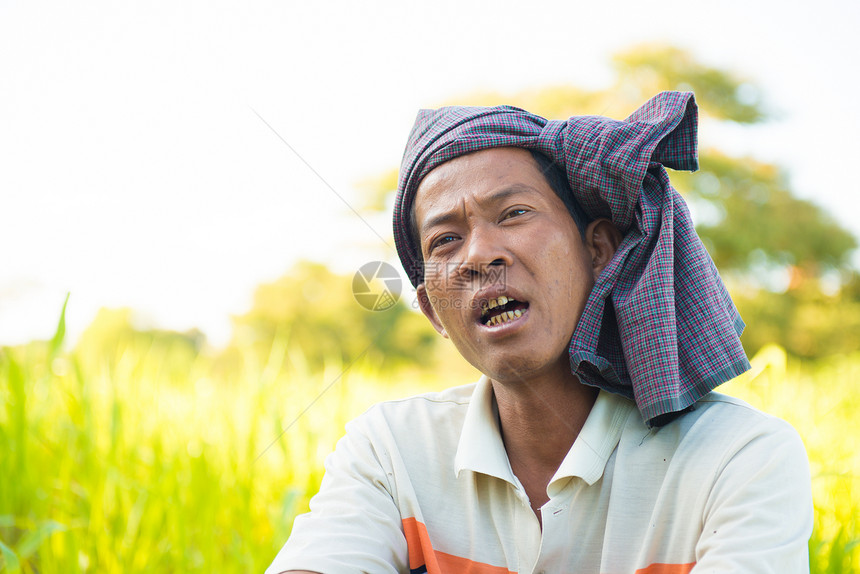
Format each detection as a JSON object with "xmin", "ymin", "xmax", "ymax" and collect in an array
[
  {"xmin": 48, "ymin": 293, "xmax": 70, "ymax": 359},
  {"xmin": 0, "ymin": 539, "xmax": 21, "ymax": 573},
  {"xmin": 16, "ymin": 520, "xmax": 66, "ymax": 560}
]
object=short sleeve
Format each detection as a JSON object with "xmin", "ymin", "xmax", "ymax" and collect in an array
[
  {"xmin": 693, "ymin": 417, "xmax": 814, "ymax": 573},
  {"xmin": 266, "ymin": 412, "xmax": 408, "ymax": 574}
]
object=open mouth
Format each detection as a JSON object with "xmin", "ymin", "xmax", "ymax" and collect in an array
[{"xmin": 480, "ymin": 295, "xmax": 529, "ymax": 327}]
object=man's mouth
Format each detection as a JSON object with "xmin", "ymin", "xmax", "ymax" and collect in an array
[{"xmin": 480, "ymin": 295, "xmax": 530, "ymax": 327}]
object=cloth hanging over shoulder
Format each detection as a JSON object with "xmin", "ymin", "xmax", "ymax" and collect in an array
[{"xmin": 392, "ymin": 91, "xmax": 751, "ymax": 426}]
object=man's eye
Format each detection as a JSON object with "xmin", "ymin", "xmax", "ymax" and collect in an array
[
  {"xmin": 429, "ymin": 235, "xmax": 457, "ymax": 252},
  {"xmin": 502, "ymin": 208, "xmax": 529, "ymax": 220}
]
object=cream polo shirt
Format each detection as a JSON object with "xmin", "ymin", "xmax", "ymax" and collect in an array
[{"xmin": 267, "ymin": 377, "xmax": 812, "ymax": 574}]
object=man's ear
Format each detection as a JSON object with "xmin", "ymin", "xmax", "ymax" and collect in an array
[
  {"xmin": 585, "ymin": 218, "xmax": 621, "ymax": 279},
  {"xmin": 416, "ymin": 283, "xmax": 448, "ymax": 338}
]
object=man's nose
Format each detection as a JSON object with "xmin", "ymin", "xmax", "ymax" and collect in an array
[{"xmin": 456, "ymin": 226, "xmax": 511, "ymax": 281}]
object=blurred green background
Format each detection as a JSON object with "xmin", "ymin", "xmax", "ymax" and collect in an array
[{"xmin": 2, "ymin": 21, "xmax": 859, "ymax": 574}]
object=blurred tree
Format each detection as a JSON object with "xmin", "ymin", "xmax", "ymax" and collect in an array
[
  {"xmin": 229, "ymin": 260, "xmax": 438, "ymax": 372},
  {"xmin": 362, "ymin": 43, "xmax": 858, "ymax": 358},
  {"xmin": 669, "ymin": 152, "xmax": 856, "ymax": 282},
  {"xmin": 611, "ymin": 45, "xmax": 767, "ymax": 123},
  {"xmin": 732, "ymin": 272, "xmax": 860, "ymax": 359}
]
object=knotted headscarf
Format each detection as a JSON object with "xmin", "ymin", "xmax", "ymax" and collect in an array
[{"xmin": 393, "ymin": 91, "xmax": 750, "ymax": 426}]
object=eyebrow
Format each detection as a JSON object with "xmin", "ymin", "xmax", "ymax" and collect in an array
[{"xmin": 419, "ymin": 184, "xmax": 540, "ymax": 235}]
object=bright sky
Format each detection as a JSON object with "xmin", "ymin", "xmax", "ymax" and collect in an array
[{"xmin": 2, "ymin": 0, "xmax": 858, "ymax": 347}]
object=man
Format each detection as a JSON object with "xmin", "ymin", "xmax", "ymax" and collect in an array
[{"xmin": 267, "ymin": 92, "xmax": 813, "ymax": 573}]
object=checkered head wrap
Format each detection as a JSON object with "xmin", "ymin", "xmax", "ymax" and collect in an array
[{"xmin": 393, "ymin": 91, "xmax": 750, "ymax": 426}]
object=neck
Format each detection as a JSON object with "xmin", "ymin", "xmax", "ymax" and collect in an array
[{"xmin": 491, "ymin": 366, "xmax": 598, "ymax": 484}]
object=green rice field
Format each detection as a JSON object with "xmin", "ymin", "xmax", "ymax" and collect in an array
[{"xmin": 1, "ymin": 317, "xmax": 858, "ymax": 572}]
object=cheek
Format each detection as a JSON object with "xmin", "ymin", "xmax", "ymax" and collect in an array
[
  {"xmin": 542, "ymin": 236, "xmax": 594, "ymax": 322},
  {"xmin": 542, "ymin": 235, "xmax": 588, "ymax": 279},
  {"xmin": 425, "ymin": 282, "xmax": 465, "ymax": 326}
]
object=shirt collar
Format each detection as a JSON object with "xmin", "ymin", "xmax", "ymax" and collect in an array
[
  {"xmin": 454, "ymin": 376, "xmax": 517, "ymax": 484},
  {"xmin": 454, "ymin": 376, "xmax": 635, "ymax": 487},
  {"xmin": 550, "ymin": 390, "xmax": 634, "ymax": 489}
]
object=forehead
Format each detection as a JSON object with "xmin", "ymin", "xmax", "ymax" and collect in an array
[{"xmin": 413, "ymin": 147, "xmax": 553, "ymax": 222}]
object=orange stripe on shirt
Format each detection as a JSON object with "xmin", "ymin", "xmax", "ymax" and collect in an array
[
  {"xmin": 401, "ymin": 517, "xmax": 516, "ymax": 574},
  {"xmin": 402, "ymin": 517, "xmax": 440, "ymax": 571},
  {"xmin": 635, "ymin": 563, "xmax": 695, "ymax": 574}
]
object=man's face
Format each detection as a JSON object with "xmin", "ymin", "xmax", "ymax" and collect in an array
[{"xmin": 414, "ymin": 147, "xmax": 599, "ymax": 385}]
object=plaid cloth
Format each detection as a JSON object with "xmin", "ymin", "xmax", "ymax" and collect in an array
[{"xmin": 393, "ymin": 91, "xmax": 750, "ymax": 426}]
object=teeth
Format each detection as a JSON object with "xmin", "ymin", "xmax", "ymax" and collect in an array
[
  {"xmin": 482, "ymin": 295, "xmax": 516, "ymax": 315},
  {"xmin": 485, "ymin": 307, "xmax": 525, "ymax": 327}
]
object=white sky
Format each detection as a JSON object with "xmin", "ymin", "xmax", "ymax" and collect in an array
[{"xmin": 2, "ymin": 0, "xmax": 858, "ymax": 347}]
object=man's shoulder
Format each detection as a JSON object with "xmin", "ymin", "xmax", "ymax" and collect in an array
[
  {"xmin": 380, "ymin": 381, "xmax": 477, "ymax": 408},
  {"xmin": 619, "ymin": 391, "xmax": 803, "ymax": 465},
  {"xmin": 661, "ymin": 391, "xmax": 805, "ymax": 466},
  {"xmin": 371, "ymin": 381, "xmax": 475, "ymax": 415},
  {"xmin": 691, "ymin": 391, "xmax": 795, "ymax": 433},
  {"xmin": 346, "ymin": 382, "xmax": 476, "ymax": 439},
  {"xmin": 611, "ymin": 391, "xmax": 808, "ymax": 502}
]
